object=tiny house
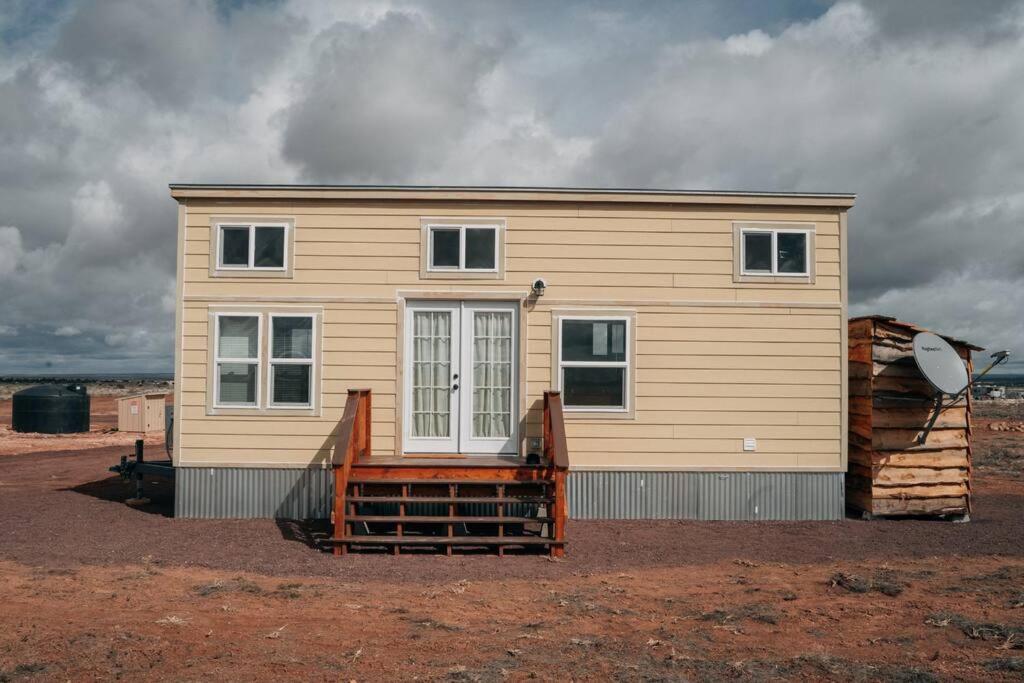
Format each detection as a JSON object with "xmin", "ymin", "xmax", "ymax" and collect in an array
[{"xmin": 169, "ymin": 185, "xmax": 854, "ymax": 542}]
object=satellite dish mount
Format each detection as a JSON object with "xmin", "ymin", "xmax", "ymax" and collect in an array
[{"xmin": 911, "ymin": 332, "xmax": 1009, "ymax": 444}]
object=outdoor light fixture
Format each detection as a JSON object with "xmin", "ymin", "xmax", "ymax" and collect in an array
[{"xmin": 532, "ymin": 278, "xmax": 548, "ymax": 296}]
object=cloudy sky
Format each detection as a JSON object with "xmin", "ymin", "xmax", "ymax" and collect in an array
[{"xmin": 0, "ymin": 0, "xmax": 1021, "ymax": 375}]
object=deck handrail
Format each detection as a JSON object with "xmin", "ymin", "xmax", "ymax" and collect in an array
[
  {"xmin": 543, "ymin": 391, "xmax": 570, "ymax": 470},
  {"xmin": 543, "ymin": 390, "xmax": 569, "ymax": 557},
  {"xmin": 331, "ymin": 388, "xmax": 372, "ymax": 553}
]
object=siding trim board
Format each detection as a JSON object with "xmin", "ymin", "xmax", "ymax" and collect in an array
[
  {"xmin": 174, "ymin": 467, "xmax": 844, "ymax": 521},
  {"xmin": 184, "ymin": 294, "xmax": 844, "ymax": 309}
]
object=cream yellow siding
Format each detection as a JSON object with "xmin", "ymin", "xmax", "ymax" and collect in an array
[{"xmin": 174, "ymin": 191, "xmax": 848, "ymax": 472}]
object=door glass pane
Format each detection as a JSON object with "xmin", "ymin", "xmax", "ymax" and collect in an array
[
  {"xmin": 272, "ymin": 364, "xmax": 311, "ymax": 405},
  {"xmin": 430, "ymin": 229, "xmax": 460, "ymax": 268},
  {"xmin": 743, "ymin": 232, "xmax": 772, "ymax": 272},
  {"xmin": 272, "ymin": 317, "xmax": 312, "ymax": 359},
  {"xmin": 411, "ymin": 311, "xmax": 451, "ymax": 437},
  {"xmin": 776, "ymin": 232, "xmax": 807, "ymax": 274},
  {"xmin": 218, "ymin": 316, "xmax": 258, "ymax": 359},
  {"xmin": 220, "ymin": 227, "xmax": 249, "ymax": 266},
  {"xmin": 472, "ymin": 311, "xmax": 512, "ymax": 438},
  {"xmin": 465, "ymin": 228, "xmax": 496, "ymax": 269},
  {"xmin": 562, "ymin": 320, "xmax": 626, "ymax": 362},
  {"xmin": 254, "ymin": 226, "xmax": 285, "ymax": 268},
  {"xmin": 218, "ymin": 362, "xmax": 257, "ymax": 405},
  {"xmin": 563, "ymin": 367, "xmax": 625, "ymax": 408}
]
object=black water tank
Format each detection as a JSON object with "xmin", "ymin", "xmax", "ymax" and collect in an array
[{"xmin": 11, "ymin": 384, "xmax": 90, "ymax": 434}]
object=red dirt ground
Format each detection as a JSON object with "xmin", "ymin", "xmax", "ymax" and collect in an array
[{"xmin": 1, "ymin": 400, "xmax": 1023, "ymax": 681}]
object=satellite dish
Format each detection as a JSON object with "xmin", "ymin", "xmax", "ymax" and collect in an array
[{"xmin": 913, "ymin": 332, "xmax": 969, "ymax": 395}]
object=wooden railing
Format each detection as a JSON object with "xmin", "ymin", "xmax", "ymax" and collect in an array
[
  {"xmin": 543, "ymin": 391, "xmax": 569, "ymax": 557},
  {"xmin": 331, "ymin": 388, "xmax": 372, "ymax": 555}
]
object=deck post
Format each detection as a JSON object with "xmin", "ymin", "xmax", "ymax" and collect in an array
[
  {"xmin": 332, "ymin": 389, "xmax": 370, "ymax": 555},
  {"xmin": 543, "ymin": 391, "xmax": 569, "ymax": 558}
]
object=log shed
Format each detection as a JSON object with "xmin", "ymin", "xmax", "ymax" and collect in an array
[{"xmin": 848, "ymin": 316, "xmax": 982, "ymax": 520}]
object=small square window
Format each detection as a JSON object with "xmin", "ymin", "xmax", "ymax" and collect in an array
[
  {"xmin": 465, "ymin": 228, "xmax": 496, "ymax": 269},
  {"xmin": 272, "ymin": 365, "xmax": 311, "ymax": 405},
  {"xmin": 426, "ymin": 224, "xmax": 499, "ymax": 272},
  {"xmin": 218, "ymin": 363, "xmax": 257, "ymax": 404},
  {"xmin": 776, "ymin": 232, "xmax": 807, "ymax": 274},
  {"xmin": 220, "ymin": 227, "xmax": 250, "ymax": 266},
  {"xmin": 254, "ymin": 226, "xmax": 285, "ymax": 268},
  {"xmin": 563, "ymin": 366, "xmax": 625, "ymax": 408},
  {"xmin": 217, "ymin": 223, "xmax": 287, "ymax": 271},
  {"xmin": 740, "ymin": 228, "xmax": 810, "ymax": 277},
  {"xmin": 742, "ymin": 232, "xmax": 773, "ymax": 273},
  {"xmin": 430, "ymin": 229, "xmax": 460, "ymax": 269}
]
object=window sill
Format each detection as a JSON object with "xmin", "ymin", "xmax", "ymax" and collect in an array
[
  {"xmin": 563, "ymin": 408, "xmax": 636, "ymax": 420},
  {"xmin": 210, "ymin": 268, "xmax": 293, "ymax": 279},
  {"xmin": 734, "ymin": 273, "xmax": 815, "ymax": 285},
  {"xmin": 206, "ymin": 406, "xmax": 320, "ymax": 418},
  {"xmin": 420, "ymin": 269, "xmax": 504, "ymax": 280}
]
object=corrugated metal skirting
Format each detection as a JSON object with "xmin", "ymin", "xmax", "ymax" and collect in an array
[
  {"xmin": 568, "ymin": 471, "xmax": 845, "ymax": 521},
  {"xmin": 176, "ymin": 468, "xmax": 844, "ymax": 521},
  {"xmin": 176, "ymin": 467, "xmax": 332, "ymax": 519}
]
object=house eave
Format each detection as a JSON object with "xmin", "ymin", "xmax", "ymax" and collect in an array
[{"xmin": 169, "ymin": 184, "xmax": 856, "ymax": 208}]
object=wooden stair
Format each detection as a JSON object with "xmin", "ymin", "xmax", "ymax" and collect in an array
[
  {"xmin": 324, "ymin": 389, "xmax": 570, "ymax": 557},
  {"xmin": 326, "ymin": 478, "xmax": 561, "ymax": 556}
]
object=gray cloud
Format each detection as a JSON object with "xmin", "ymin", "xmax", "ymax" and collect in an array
[
  {"xmin": 281, "ymin": 11, "xmax": 507, "ymax": 181},
  {"xmin": 0, "ymin": 0, "xmax": 1021, "ymax": 374},
  {"xmin": 53, "ymin": 0, "xmax": 301, "ymax": 106}
]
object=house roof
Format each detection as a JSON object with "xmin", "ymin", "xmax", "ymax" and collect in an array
[
  {"xmin": 850, "ymin": 315, "xmax": 984, "ymax": 351},
  {"xmin": 169, "ymin": 184, "xmax": 856, "ymax": 208}
]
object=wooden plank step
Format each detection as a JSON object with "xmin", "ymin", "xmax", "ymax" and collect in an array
[
  {"xmin": 348, "ymin": 515, "xmax": 552, "ymax": 523},
  {"xmin": 327, "ymin": 535, "xmax": 562, "ymax": 546},
  {"xmin": 349, "ymin": 478, "xmax": 551, "ymax": 486},
  {"xmin": 346, "ymin": 495, "xmax": 552, "ymax": 504}
]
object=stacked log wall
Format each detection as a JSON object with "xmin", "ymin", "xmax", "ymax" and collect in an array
[{"xmin": 846, "ymin": 318, "xmax": 972, "ymax": 517}]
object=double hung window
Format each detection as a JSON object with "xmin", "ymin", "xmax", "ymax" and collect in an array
[
  {"xmin": 557, "ymin": 317, "xmax": 630, "ymax": 411},
  {"xmin": 212, "ymin": 311, "xmax": 317, "ymax": 411}
]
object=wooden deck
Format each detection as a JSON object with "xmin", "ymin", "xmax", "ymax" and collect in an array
[
  {"xmin": 355, "ymin": 454, "xmax": 531, "ymax": 467},
  {"xmin": 324, "ymin": 389, "xmax": 569, "ymax": 556}
]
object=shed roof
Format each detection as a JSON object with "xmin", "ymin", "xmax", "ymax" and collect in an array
[
  {"xmin": 117, "ymin": 392, "xmax": 168, "ymax": 401},
  {"xmin": 169, "ymin": 184, "xmax": 855, "ymax": 208},
  {"xmin": 849, "ymin": 315, "xmax": 983, "ymax": 351}
]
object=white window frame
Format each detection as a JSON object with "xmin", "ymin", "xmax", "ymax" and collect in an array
[
  {"xmin": 216, "ymin": 222, "xmax": 289, "ymax": 272},
  {"xmin": 268, "ymin": 313, "xmax": 316, "ymax": 410},
  {"xmin": 557, "ymin": 315, "xmax": 631, "ymax": 413},
  {"xmin": 213, "ymin": 312, "xmax": 262, "ymax": 409},
  {"xmin": 740, "ymin": 228, "xmax": 811, "ymax": 277},
  {"xmin": 426, "ymin": 224, "xmax": 500, "ymax": 273}
]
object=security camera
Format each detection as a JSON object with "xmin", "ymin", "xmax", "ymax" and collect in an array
[{"xmin": 531, "ymin": 278, "xmax": 548, "ymax": 296}]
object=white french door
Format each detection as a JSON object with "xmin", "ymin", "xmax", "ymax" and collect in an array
[{"xmin": 404, "ymin": 300, "xmax": 518, "ymax": 455}]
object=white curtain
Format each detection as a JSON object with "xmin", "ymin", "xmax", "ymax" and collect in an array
[
  {"xmin": 472, "ymin": 311, "xmax": 512, "ymax": 438},
  {"xmin": 411, "ymin": 311, "xmax": 451, "ymax": 438}
]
